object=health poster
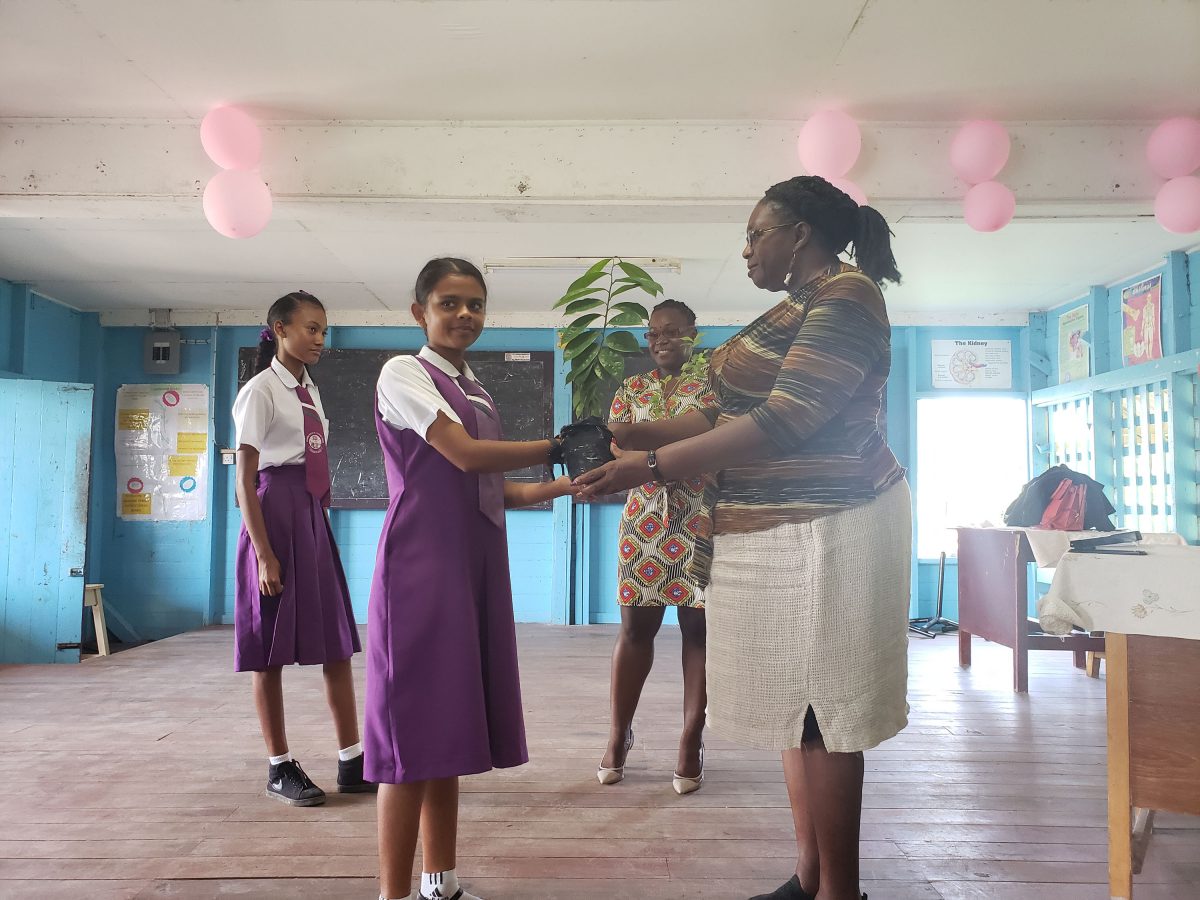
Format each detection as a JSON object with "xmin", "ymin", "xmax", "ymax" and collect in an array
[
  {"xmin": 931, "ymin": 339, "xmax": 1012, "ymax": 390},
  {"xmin": 1121, "ymin": 275, "xmax": 1162, "ymax": 366},
  {"xmin": 1058, "ymin": 304, "xmax": 1090, "ymax": 383},
  {"xmin": 115, "ymin": 384, "xmax": 209, "ymax": 521}
]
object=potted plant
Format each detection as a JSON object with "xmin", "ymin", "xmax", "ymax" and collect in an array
[{"xmin": 552, "ymin": 258, "xmax": 664, "ymax": 479}]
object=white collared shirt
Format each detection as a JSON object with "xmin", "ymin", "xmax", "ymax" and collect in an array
[
  {"xmin": 377, "ymin": 346, "xmax": 491, "ymax": 440},
  {"xmin": 232, "ymin": 357, "xmax": 329, "ymax": 469}
]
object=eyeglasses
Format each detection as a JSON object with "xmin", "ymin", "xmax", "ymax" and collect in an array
[
  {"xmin": 745, "ymin": 222, "xmax": 799, "ymax": 247},
  {"xmin": 644, "ymin": 327, "xmax": 686, "ymax": 343}
]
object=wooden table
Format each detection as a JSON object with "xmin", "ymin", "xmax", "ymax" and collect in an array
[
  {"xmin": 955, "ymin": 527, "xmax": 1104, "ymax": 692},
  {"xmin": 1105, "ymin": 632, "xmax": 1200, "ymax": 899}
]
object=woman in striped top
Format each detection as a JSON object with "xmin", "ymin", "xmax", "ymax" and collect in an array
[{"xmin": 578, "ymin": 176, "xmax": 911, "ymax": 900}]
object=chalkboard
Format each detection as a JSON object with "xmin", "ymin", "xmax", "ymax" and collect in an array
[{"xmin": 237, "ymin": 349, "xmax": 555, "ymax": 510}]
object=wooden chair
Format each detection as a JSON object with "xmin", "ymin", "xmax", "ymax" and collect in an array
[{"xmin": 83, "ymin": 584, "xmax": 111, "ymax": 657}]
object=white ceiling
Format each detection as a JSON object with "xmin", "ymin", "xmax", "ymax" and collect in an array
[
  {"xmin": 0, "ymin": 212, "xmax": 1192, "ymax": 321},
  {"xmin": 5, "ymin": 0, "xmax": 1199, "ymax": 122},
  {"xmin": 2, "ymin": 0, "xmax": 1199, "ymax": 323}
]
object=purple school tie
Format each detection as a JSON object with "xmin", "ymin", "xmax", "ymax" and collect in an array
[
  {"xmin": 455, "ymin": 374, "xmax": 506, "ymax": 529},
  {"xmin": 294, "ymin": 384, "xmax": 331, "ymax": 508}
]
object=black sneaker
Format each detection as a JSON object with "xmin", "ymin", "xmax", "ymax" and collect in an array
[
  {"xmin": 749, "ymin": 876, "xmax": 813, "ymax": 900},
  {"xmin": 266, "ymin": 759, "xmax": 326, "ymax": 807},
  {"xmin": 336, "ymin": 753, "xmax": 378, "ymax": 793}
]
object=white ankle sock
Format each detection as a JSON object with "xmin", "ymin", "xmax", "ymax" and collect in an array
[
  {"xmin": 338, "ymin": 741, "xmax": 363, "ymax": 762},
  {"xmin": 268, "ymin": 751, "xmax": 291, "ymax": 766},
  {"xmin": 421, "ymin": 869, "xmax": 465, "ymax": 899}
]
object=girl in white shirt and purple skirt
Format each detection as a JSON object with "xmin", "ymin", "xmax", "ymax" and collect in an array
[{"xmin": 231, "ymin": 290, "xmax": 373, "ymax": 807}]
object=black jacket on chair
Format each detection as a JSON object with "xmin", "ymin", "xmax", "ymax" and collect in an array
[{"xmin": 1003, "ymin": 465, "xmax": 1117, "ymax": 531}]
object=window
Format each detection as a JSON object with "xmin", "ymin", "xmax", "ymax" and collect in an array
[
  {"xmin": 916, "ymin": 397, "xmax": 1029, "ymax": 558},
  {"xmin": 1046, "ymin": 396, "xmax": 1094, "ymax": 477}
]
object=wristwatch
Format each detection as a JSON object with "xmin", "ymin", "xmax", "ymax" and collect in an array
[{"xmin": 646, "ymin": 449, "xmax": 664, "ymax": 483}]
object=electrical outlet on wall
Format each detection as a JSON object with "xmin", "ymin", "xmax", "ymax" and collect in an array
[{"xmin": 221, "ymin": 449, "xmax": 236, "ymax": 466}]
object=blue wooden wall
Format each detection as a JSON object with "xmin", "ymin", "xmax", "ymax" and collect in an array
[
  {"xmin": 1028, "ymin": 249, "xmax": 1200, "ymax": 547},
  {"xmin": 4, "ymin": 279, "xmax": 1040, "ymax": 642}
]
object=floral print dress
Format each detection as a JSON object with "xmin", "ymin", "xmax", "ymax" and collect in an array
[{"xmin": 608, "ymin": 364, "xmax": 717, "ymax": 608}]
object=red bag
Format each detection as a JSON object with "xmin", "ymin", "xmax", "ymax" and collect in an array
[{"xmin": 1038, "ymin": 478, "xmax": 1088, "ymax": 530}]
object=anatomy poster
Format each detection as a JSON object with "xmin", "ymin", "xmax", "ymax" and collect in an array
[
  {"xmin": 931, "ymin": 339, "xmax": 1012, "ymax": 390},
  {"xmin": 1121, "ymin": 275, "xmax": 1162, "ymax": 367},
  {"xmin": 1058, "ymin": 304, "xmax": 1090, "ymax": 383},
  {"xmin": 115, "ymin": 384, "xmax": 209, "ymax": 521}
]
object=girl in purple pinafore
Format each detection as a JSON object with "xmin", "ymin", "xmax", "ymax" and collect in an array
[
  {"xmin": 365, "ymin": 259, "xmax": 575, "ymax": 900},
  {"xmin": 232, "ymin": 291, "xmax": 372, "ymax": 808}
]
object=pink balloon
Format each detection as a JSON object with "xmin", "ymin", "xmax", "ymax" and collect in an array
[
  {"xmin": 950, "ymin": 120, "xmax": 1011, "ymax": 184},
  {"xmin": 203, "ymin": 170, "xmax": 272, "ymax": 239},
  {"xmin": 798, "ymin": 110, "xmax": 861, "ymax": 178},
  {"xmin": 828, "ymin": 177, "xmax": 868, "ymax": 207},
  {"xmin": 963, "ymin": 181, "xmax": 1016, "ymax": 232},
  {"xmin": 1154, "ymin": 176, "xmax": 1200, "ymax": 234},
  {"xmin": 200, "ymin": 106, "xmax": 262, "ymax": 171},
  {"xmin": 1146, "ymin": 117, "xmax": 1200, "ymax": 180}
]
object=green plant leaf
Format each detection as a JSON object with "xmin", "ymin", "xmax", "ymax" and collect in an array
[
  {"xmin": 566, "ymin": 345, "xmax": 601, "ymax": 380},
  {"xmin": 604, "ymin": 330, "xmax": 640, "ymax": 353},
  {"xmin": 572, "ymin": 379, "xmax": 602, "ymax": 418},
  {"xmin": 562, "ymin": 330, "xmax": 598, "ymax": 360},
  {"xmin": 564, "ymin": 258, "xmax": 613, "ymax": 294},
  {"xmin": 563, "ymin": 296, "xmax": 606, "ymax": 315},
  {"xmin": 573, "ymin": 391, "xmax": 597, "ymax": 418},
  {"xmin": 609, "ymin": 283, "xmax": 642, "ymax": 299},
  {"xmin": 617, "ymin": 261, "xmax": 664, "ymax": 296},
  {"xmin": 607, "ymin": 311, "xmax": 643, "ymax": 327},
  {"xmin": 611, "ymin": 301, "xmax": 651, "ymax": 320},
  {"xmin": 553, "ymin": 285, "xmax": 605, "ymax": 310},
  {"xmin": 558, "ymin": 313, "xmax": 601, "ymax": 345},
  {"xmin": 598, "ymin": 346, "xmax": 625, "ymax": 377}
]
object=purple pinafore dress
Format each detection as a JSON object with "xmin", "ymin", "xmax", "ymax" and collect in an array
[{"xmin": 363, "ymin": 357, "xmax": 529, "ymax": 784}]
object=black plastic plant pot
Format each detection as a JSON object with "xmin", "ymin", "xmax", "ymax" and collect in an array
[{"xmin": 559, "ymin": 416, "xmax": 616, "ymax": 480}]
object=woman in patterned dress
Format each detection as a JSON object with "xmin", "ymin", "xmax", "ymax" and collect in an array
[
  {"xmin": 577, "ymin": 176, "xmax": 909, "ymax": 900},
  {"xmin": 596, "ymin": 299, "xmax": 717, "ymax": 794}
]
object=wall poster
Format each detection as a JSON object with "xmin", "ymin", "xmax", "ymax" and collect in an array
[
  {"xmin": 1121, "ymin": 275, "xmax": 1162, "ymax": 367},
  {"xmin": 931, "ymin": 339, "xmax": 1013, "ymax": 390},
  {"xmin": 115, "ymin": 384, "xmax": 209, "ymax": 521}
]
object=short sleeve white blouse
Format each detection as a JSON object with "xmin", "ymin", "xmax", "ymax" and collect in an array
[{"xmin": 232, "ymin": 357, "xmax": 329, "ymax": 469}]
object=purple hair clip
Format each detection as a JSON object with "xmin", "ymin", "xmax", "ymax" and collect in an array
[{"xmin": 259, "ymin": 327, "xmax": 275, "ymax": 343}]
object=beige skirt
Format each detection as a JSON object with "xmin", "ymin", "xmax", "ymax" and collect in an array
[{"xmin": 705, "ymin": 481, "xmax": 912, "ymax": 753}]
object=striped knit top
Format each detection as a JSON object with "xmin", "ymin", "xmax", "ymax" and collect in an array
[{"xmin": 704, "ymin": 261, "xmax": 905, "ymax": 538}]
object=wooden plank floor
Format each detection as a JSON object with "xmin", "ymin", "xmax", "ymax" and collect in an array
[{"xmin": 1, "ymin": 626, "xmax": 1198, "ymax": 899}]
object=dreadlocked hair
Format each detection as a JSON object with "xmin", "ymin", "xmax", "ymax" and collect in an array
[
  {"xmin": 255, "ymin": 290, "xmax": 326, "ymax": 374},
  {"xmin": 651, "ymin": 298, "xmax": 696, "ymax": 326},
  {"xmin": 762, "ymin": 175, "xmax": 901, "ymax": 286}
]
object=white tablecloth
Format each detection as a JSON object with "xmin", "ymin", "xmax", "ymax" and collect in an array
[
  {"xmin": 1020, "ymin": 529, "xmax": 1185, "ymax": 568},
  {"xmin": 1037, "ymin": 544, "xmax": 1200, "ymax": 640}
]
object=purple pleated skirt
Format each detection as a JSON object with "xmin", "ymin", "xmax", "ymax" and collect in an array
[{"xmin": 234, "ymin": 465, "xmax": 360, "ymax": 672}]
